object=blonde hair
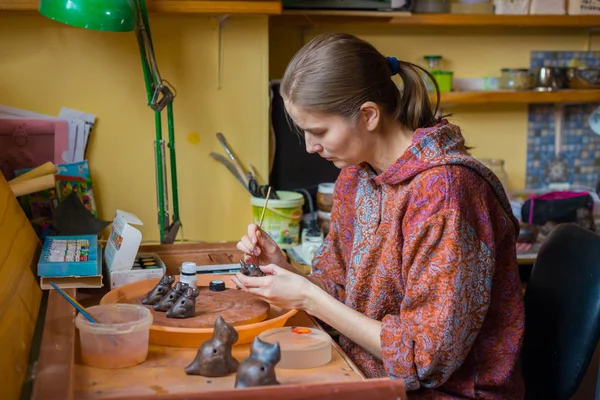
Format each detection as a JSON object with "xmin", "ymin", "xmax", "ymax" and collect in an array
[{"xmin": 280, "ymin": 32, "xmax": 441, "ymax": 131}]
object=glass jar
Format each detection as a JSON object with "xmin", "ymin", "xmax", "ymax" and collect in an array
[
  {"xmin": 480, "ymin": 158, "xmax": 509, "ymax": 191},
  {"xmin": 499, "ymin": 68, "xmax": 533, "ymax": 90}
]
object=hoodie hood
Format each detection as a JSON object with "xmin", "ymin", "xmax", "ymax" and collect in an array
[{"xmin": 364, "ymin": 119, "xmax": 518, "ymax": 231}]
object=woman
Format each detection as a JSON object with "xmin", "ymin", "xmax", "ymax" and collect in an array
[{"xmin": 232, "ymin": 32, "xmax": 525, "ymax": 399}]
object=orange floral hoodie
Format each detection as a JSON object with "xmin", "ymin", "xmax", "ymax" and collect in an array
[{"xmin": 311, "ymin": 120, "xmax": 525, "ymax": 399}]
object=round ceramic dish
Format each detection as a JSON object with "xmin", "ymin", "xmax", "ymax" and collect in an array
[{"xmin": 100, "ymin": 274, "xmax": 297, "ymax": 348}]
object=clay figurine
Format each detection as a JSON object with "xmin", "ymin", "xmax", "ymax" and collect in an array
[
  {"xmin": 239, "ymin": 260, "xmax": 265, "ymax": 277},
  {"xmin": 234, "ymin": 337, "xmax": 281, "ymax": 389},
  {"xmin": 154, "ymin": 281, "xmax": 189, "ymax": 312},
  {"xmin": 185, "ymin": 316, "xmax": 240, "ymax": 377},
  {"xmin": 142, "ymin": 275, "xmax": 175, "ymax": 305},
  {"xmin": 166, "ymin": 286, "xmax": 200, "ymax": 319}
]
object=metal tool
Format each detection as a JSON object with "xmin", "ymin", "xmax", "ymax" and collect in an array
[
  {"xmin": 216, "ymin": 133, "xmax": 249, "ymax": 187},
  {"xmin": 209, "ymin": 152, "xmax": 250, "ymax": 192},
  {"xmin": 248, "ymin": 173, "xmax": 279, "ymax": 199}
]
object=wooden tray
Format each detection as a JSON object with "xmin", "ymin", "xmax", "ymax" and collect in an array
[{"xmin": 100, "ymin": 274, "xmax": 298, "ymax": 347}]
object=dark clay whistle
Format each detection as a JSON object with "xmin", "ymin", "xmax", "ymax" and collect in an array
[
  {"xmin": 234, "ymin": 337, "xmax": 281, "ymax": 389},
  {"xmin": 239, "ymin": 260, "xmax": 265, "ymax": 277},
  {"xmin": 166, "ymin": 286, "xmax": 200, "ymax": 319},
  {"xmin": 185, "ymin": 316, "xmax": 240, "ymax": 377},
  {"xmin": 142, "ymin": 275, "xmax": 175, "ymax": 305},
  {"xmin": 154, "ymin": 281, "xmax": 189, "ymax": 312}
]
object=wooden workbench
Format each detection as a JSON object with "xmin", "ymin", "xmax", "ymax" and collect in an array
[{"xmin": 30, "ymin": 242, "xmax": 406, "ymax": 400}]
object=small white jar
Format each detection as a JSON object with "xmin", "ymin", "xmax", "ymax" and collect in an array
[{"xmin": 180, "ymin": 261, "xmax": 198, "ymax": 289}]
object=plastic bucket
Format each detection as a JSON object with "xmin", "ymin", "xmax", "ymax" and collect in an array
[
  {"xmin": 75, "ymin": 304, "xmax": 153, "ymax": 369},
  {"xmin": 250, "ymin": 191, "xmax": 304, "ymax": 248}
]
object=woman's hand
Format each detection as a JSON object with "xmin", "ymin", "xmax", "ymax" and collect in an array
[
  {"xmin": 231, "ymin": 264, "xmax": 316, "ymax": 311},
  {"xmin": 237, "ymin": 224, "xmax": 287, "ymax": 267}
]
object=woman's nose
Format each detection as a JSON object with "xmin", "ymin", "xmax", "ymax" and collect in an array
[{"xmin": 305, "ymin": 135, "xmax": 322, "ymax": 154}]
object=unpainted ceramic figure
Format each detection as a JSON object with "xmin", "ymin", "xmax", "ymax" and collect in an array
[
  {"xmin": 185, "ymin": 316, "xmax": 240, "ymax": 377},
  {"xmin": 239, "ymin": 260, "xmax": 265, "ymax": 277},
  {"xmin": 142, "ymin": 275, "xmax": 175, "ymax": 305},
  {"xmin": 154, "ymin": 281, "xmax": 189, "ymax": 312},
  {"xmin": 166, "ymin": 286, "xmax": 200, "ymax": 319},
  {"xmin": 234, "ymin": 337, "xmax": 281, "ymax": 389}
]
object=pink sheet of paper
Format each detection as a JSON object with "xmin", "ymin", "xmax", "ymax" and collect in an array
[{"xmin": 0, "ymin": 118, "xmax": 69, "ymax": 180}]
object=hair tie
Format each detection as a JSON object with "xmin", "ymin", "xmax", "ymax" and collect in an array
[{"xmin": 387, "ymin": 56, "xmax": 399, "ymax": 76}]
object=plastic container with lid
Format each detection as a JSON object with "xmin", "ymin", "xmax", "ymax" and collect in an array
[
  {"xmin": 258, "ymin": 326, "xmax": 332, "ymax": 369},
  {"xmin": 250, "ymin": 191, "xmax": 304, "ymax": 248},
  {"xmin": 180, "ymin": 261, "xmax": 198, "ymax": 289},
  {"xmin": 316, "ymin": 182, "xmax": 335, "ymax": 213},
  {"xmin": 75, "ymin": 304, "xmax": 153, "ymax": 369}
]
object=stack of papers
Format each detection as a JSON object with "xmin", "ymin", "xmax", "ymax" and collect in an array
[{"xmin": 0, "ymin": 104, "xmax": 95, "ymax": 164}]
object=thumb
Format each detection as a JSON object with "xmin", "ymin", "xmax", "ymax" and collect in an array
[{"xmin": 258, "ymin": 263, "xmax": 282, "ymax": 275}]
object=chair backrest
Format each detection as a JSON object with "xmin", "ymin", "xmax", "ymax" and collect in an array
[{"xmin": 522, "ymin": 223, "xmax": 600, "ymax": 400}]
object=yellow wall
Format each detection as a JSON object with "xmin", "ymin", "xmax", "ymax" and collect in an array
[
  {"xmin": 269, "ymin": 24, "xmax": 599, "ymax": 191},
  {"xmin": 0, "ymin": 12, "xmax": 270, "ymax": 243}
]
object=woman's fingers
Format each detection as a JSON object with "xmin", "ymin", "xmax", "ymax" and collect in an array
[{"xmin": 230, "ymin": 275, "xmax": 247, "ymax": 290}]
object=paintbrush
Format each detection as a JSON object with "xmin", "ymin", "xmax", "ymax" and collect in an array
[
  {"xmin": 50, "ymin": 282, "xmax": 97, "ymax": 323},
  {"xmin": 252, "ymin": 186, "xmax": 272, "ymax": 258},
  {"xmin": 258, "ymin": 186, "xmax": 272, "ymax": 229}
]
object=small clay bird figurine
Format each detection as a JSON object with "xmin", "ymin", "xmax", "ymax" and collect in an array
[
  {"xmin": 185, "ymin": 316, "xmax": 240, "ymax": 377},
  {"xmin": 142, "ymin": 275, "xmax": 175, "ymax": 305},
  {"xmin": 239, "ymin": 260, "xmax": 265, "ymax": 277},
  {"xmin": 154, "ymin": 281, "xmax": 189, "ymax": 312},
  {"xmin": 234, "ymin": 337, "xmax": 281, "ymax": 388},
  {"xmin": 166, "ymin": 286, "xmax": 200, "ymax": 319}
]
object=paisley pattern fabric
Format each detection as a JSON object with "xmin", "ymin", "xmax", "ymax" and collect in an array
[{"xmin": 311, "ymin": 120, "xmax": 525, "ymax": 399}]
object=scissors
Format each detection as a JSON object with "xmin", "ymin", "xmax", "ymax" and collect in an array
[{"xmin": 248, "ymin": 175, "xmax": 278, "ymax": 199}]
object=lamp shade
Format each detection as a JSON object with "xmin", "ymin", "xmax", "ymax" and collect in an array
[{"xmin": 38, "ymin": 0, "xmax": 137, "ymax": 32}]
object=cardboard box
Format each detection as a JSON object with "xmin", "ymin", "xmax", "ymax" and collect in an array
[
  {"xmin": 104, "ymin": 210, "xmax": 143, "ymax": 272},
  {"xmin": 106, "ymin": 253, "xmax": 166, "ymax": 289}
]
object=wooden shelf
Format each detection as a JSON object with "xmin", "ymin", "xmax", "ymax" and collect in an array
[
  {"xmin": 272, "ymin": 10, "xmax": 600, "ymax": 27},
  {"xmin": 434, "ymin": 89, "xmax": 600, "ymax": 105},
  {"xmin": 0, "ymin": 0, "xmax": 282, "ymax": 15}
]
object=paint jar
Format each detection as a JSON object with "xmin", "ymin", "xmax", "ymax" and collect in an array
[
  {"xmin": 316, "ymin": 182, "xmax": 335, "ymax": 213},
  {"xmin": 180, "ymin": 261, "xmax": 198, "ymax": 289},
  {"xmin": 431, "ymin": 71, "xmax": 454, "ymax": 93},
  {"xmin": 76, "ymin": 304, "xmax": 152, "ymax": 369},
  {"xmin": 250, "ymin": 191, "xmax": 304, "ymax": 249}
]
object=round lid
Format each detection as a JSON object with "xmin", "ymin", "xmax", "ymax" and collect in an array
[
  {"xmin": 318, "ymin": 182, "xmax": 335, "ymax": 194},
  {"xmin": 181, "ymin": 261, "xmax": 197, "ymax": 274},
  {"xmin": 209, "ymin": 280, "xmax": 226, "ymax": 292}
]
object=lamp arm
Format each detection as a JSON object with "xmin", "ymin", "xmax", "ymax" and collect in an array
[
  {"xmin": 134, "ymin": 0, "xmax": 181, "ymax": 243},
  {"xmin": 136, "ymin": 0, "xmax": 174, "ymax": 112}
]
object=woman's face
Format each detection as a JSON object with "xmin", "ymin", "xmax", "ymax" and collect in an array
[{"xmin": 284, "ymin": 101, "xmax": 376, "ymax": 169}]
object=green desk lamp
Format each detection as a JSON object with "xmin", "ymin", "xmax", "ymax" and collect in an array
[{"xmin": 39, "ymin": 0, "xmax": 181, "ymax": 244}]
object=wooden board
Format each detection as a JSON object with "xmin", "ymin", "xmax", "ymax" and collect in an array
[
  {"xmin": 435, "ymin": 89, "xmax": 600, "ymax": 106},
  {"xmin": 31, "ymin": 242, "xmax": 408, "ymax": 400},
  {"xmin": 272, "ymin": 11, "xmax": 600, "ymax": 28},
  {"xmin": 123, "ymin": 286, "xmax": 270, "ymax": 329},
  {"xmin": 0, "ymin": 173, "xmax": 43, "ymax": 400},
  {"xmin": 73, "ymin": 312, "xmax": 367, "ymax": 399}
]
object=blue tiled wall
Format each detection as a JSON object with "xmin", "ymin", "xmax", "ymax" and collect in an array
[{"xmin": 526, "ymin": 51, "xmax": 600, "ymax": 189}]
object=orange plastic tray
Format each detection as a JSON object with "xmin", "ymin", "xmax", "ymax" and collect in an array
[{"xmin": 100, "ymin": 274, "xmax": 297, "ymax": 348}]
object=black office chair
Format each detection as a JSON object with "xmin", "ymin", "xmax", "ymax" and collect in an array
[{"xmin": 522, "ymin": 223, "xmax": 600, "ymax": 400}]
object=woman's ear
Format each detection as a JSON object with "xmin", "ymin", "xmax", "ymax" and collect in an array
[{"xmin": 359, "ymin": 101, "xmax": 381, "ymax": 132}]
